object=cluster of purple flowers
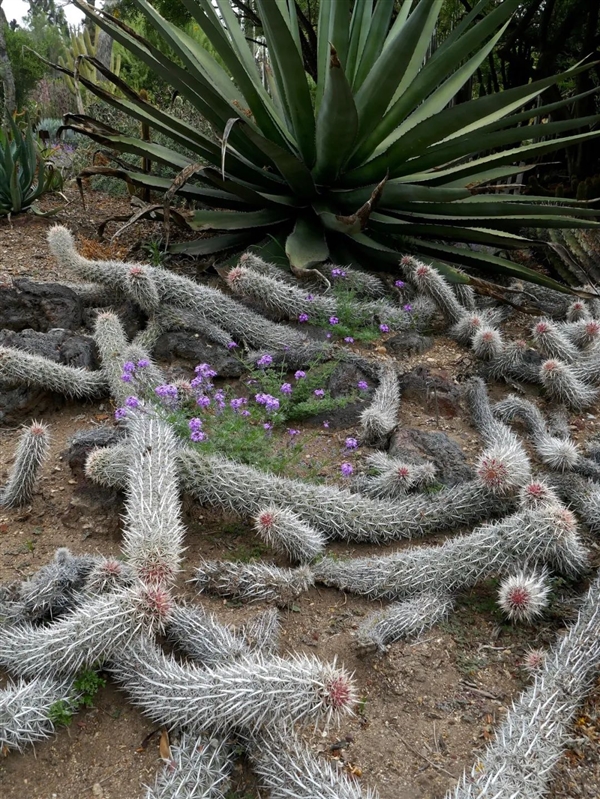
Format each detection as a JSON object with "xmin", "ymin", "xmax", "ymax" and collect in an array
[
  {"xmin": 280, "ymin": 383, "xmax": 292, "ymax": 395},
  {"xmin": 120, "ymin": 358, "xmax": 150, "ymax": 384},
  {"xmin": 395, "ymin": 279, "xmax": 405, "ymax": 289},
  {"xmin": 340, "ymin": 462, "xmax": 353, "ymax": 477},
  {"xmin": 331, "ymin": 268, "xmax": 347, "ymax": 278},
  {"xmin": 357, "ymin": 380, "xmax": 368, "ymax": 390},
  {"xmin": 329, "ymin": 316, "xmax": 339, "ymax": 325},
  {"xmin": 345, "ymin": 437, "xmax": 358, "ymax": 450},
  {"xmin": 379, "ymin": 324, "xmax": 389, "ymax": 333},
  {"xmin": 188, "ymin": 417, "xmax": 207, "ymax": 443},
  {"xmin": 298, "ymin": 313, "xmax": 309, "ymax": 323},
  {"xmin": 255, "ymin": 393, "xmax": 280, "ymax": 413},
  {"xmin": 295, "ymin": 370, "xmax": 306, "ymax": 380},
  {"xmin": 256, "ymin": 354, "xmax": 273, "ymax": 368},
  {"xmin": 230, "ymin": 397, "xmax": 247, "ymax": 412},
  {"xmin": 314, "ymin": 389, "xmax": 325, "ymax": 398},
  {"xmin": 155, "ymin": 384, "xmax": 179, "ymax": 405}
]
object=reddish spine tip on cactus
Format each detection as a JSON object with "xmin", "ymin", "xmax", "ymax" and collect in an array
[
  {"xmin": 257, "ymin": 510, "xmax": 275, "ymax": 531},
  {"xmin": 415, "ymin": 264, "xmax": 429, "ymax": 278},
  {"xmin": 535, "ymin": 321, "xmax": 550, "ymax": 335},
  {"xmin": 400, "ymin": 255, "xmax": 414, "ymax": 267},
  {"xmin": 226, "ymin": 267, "xmax": 243, "ymax": 285},
  {"xmin": 498, "ymin": 572, "xmax": 549, "ymax": 623},
  {"xmin": 521, "ymin": 648, "xmax": 546, "ymax": 673},
  {"xmin": 135, "ymin": 584, "xmax": 173, "ymax": 625},
  {"xmin": 397, "ymin": 465, "xmax": 410, "ymax": 479},
  {"xmin": 129, "ymin": 265, "xmax": 144, "ymax": 276},
  {"xmin": 325, "ymin": 673, "xmax": 354, "ymax": 711},
  {"xmin": 476, "ymin": 456, "xmax": 509, "ymax": 490},
  {"xmin": 542, "ymin": 359, "xmax": 558, "ymax": 374}
]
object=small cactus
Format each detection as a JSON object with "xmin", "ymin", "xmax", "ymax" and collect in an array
[
  {"xmin": 254, "ymin": 506, "xmax": 326, "ymax": 563},
  {"xmin": 0, "ymin": 676, "xmax": 77, "ymax": 752},
  {"xmin": 359, "ymin": 363, "xmax": 400, "ymax": 445},
  {"xmin": 1, "ymin": 421, "xmax": 50, "ymax": 508},
  {"xmin": 145, "ymin": 734, "xmax": 233, "ymax": 799},
  {"xmin": 0, "ymin": 346, "xmax": 107, "ymax": 399},
  {"xmin": 539, "ymin": 358, "xmax": 598, "ymax": 409},
  {"xmin": 193, "ymin": 560, "xmax": 314, "ymax": 607},
  {"xmin": 356, "ymin": 593, "xmax": 454, "ymax": 653},
  {"xmin": 166, "ymin": 602, "xmax": 249, "ymax": 666},
  {"xmin": 531, "ymin": 319, "xmax": 579, "ymax": 362},
  {"xmin": 402, "ymin": 259, "xmax": 465, "ymax": 324},
  {"xmin": 497, "ymin": 571, "xmax": 550, "ymax": 623}
]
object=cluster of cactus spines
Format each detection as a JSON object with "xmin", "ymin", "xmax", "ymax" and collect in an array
[
  {"xmin": 0, "ymin": 421, "xmax": 50, "ymax": 508},
  {"xmin": 239, "ymin": 607, "xmax": 280, "ymax": 654},
  {"xmin": 539, "ymin": 358, "xmax": 599, "ymax": 409},
  {"xmin": 87, "ymin": 444, "xmax": 519, "ymax": 544},
  {"xmin": 311, "ymin": 502, "xmax": 587, "ymax": 602},
  {"xmin": 521, "ymin": 647, "xmax": 546, "ymax": 673},
  {"xmin": 123, "ymin": 414, "xmax": 185, "ymax": 585},
  {"xmin": 402, "ymin": 259, "xmax": 465, "ymax": 324},
  {"xmin": 531, "ymin": 319, "xmax": 580, "ymax": 362},
  {"xmin": 145, "ymin": 734, "xmax": 233, "ymax": 799},
  {"xmin": 17, "ymin": 548, "xmax": 96, "ymax": 621},
  {"xmin": 124, "ymin": 264, "xmax": 160, "ymax": 314},
  {"xmin": 493, "ymin": 394, "xmax": 581, "ymax": 471},
  {"xmin": 546, "ymin": 472, "xmax": 600, "ymax": 534},
  {"xmin": 361, "ymin": 451, "xmax": 436, "ymax": 499},
  {"xmin": 48, "ymin": 225, "xmax": 311, "ymax": 353},
  {"xmin": 227, "ymin": 264, "xmax": 414, "ymax": 331},
  {"xmin": 194, "ymin": 560, "xmax": 314, "ymax": 607},
  {"xmin": 449, "ymin": 312, "xmax": 485, "ymax": 345},
  {"xmin": 153, "ymin": 305, "xmax": 234, "ymax": 349},
  {"xmin": 0, "ymin": 345, "xmax": 107, "ymax": 399},
  {"xmin": 571, "ymin": 346, "xmax": 600, "ymax": 386},
  {"xmin": 82, "ymin": 556, "xmax": 137, "ymax": 596},
  {"xmin": 93, "ymin": 312, "xmax": 164, "ymax": 404},
  {"xmin": 239, "ymin": 251, "xmax": 296, "ymax": 283},
  {"xmin": 463, "ymin": 376, "xmax": 514, "ymax": 447},
  {"xmin": 0, "ymin": 584, "xmax": 173, "ymax": 678},
  {"xmin": 166, "ymin": 602, "xmax": 249, "ymax": 666},
  {"xmin": 561, "ymin": 317, "xmax": 600, "ymax": 350},
  {"xmin": 565, "ymin": 299, "xmax": 591, "ymax": 322},
  {"xmin": 483, "ymin": 339, "xmax": 542, "ymax": 384},
  {"xmin": 359, "ymin": 363, "xmax": 400, "ymax": 445},
  {"xmin": 448, "ymin": 574, "xmax": 600, "ymax": 799},
  {"xmin": 322, "ymin": 262, "xmax": 386, "ymax": 298},
  {"xmin": 0, "ymin": 675, "xmax": 77, "ymax": 752},
  {"xmin": 249, "ymin": 731, "xmax": 378, "ymax": 799},
  {"xmin": 497, "ymin": 570, "xmax": 550, "ymax": 623},
  {"xmin": 110, "ymin": 634, "xmax": 356, "ymax": 734},
  {"xmin": 471, "ymin": 326, "xmax": 504, "ymax": 361},
  {"xmin": 518, "ymin": 480, "xmax": 562, "ymax": 511},
  {"xmin": 356, "ymin": 593, "xmax": 454, "ymax": 653},
  {"xmin": 452, "ymin": 281, "xmax": 477, "ymax": 311},
  {"xmin": 254, "ymin": 506, "xmax": 326, "ymax": 564}
]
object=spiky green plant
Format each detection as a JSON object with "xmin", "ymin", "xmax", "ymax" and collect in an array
[
  {"xmin": 0, "ymin": 119, "xmax": 57, "ymax": 216},
  {"xmin": 60, "ymin": 0, "xmax": 600, "ymax": 289}
]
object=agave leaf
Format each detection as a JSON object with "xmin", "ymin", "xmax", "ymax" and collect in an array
[
  {"xmin": 169, "ymin": 230, "xmax": 261, "ymax": 255},
  {"xmin": 313, "ymin": 46, "xmax": 359, "ymax": 183},
  {"xmin": 256, "ymin": 0, "xmax": 315, "ymax": 165},
  {"xmin": 286, "ymin": 215, "xmax": 329, "ymax": 270},
  {"xmin": 352, "ymin": 0, "xmax": 395, "ymax": 91},
  {"xmin": 189, "ymin": 209, "xmax": 288, "ymax": 232},
  {"xmin": 346, "ymin": 0, "xmax": 372, "ymax": 84}
]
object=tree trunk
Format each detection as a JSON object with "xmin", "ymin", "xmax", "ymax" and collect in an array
[{"xmin": 0, "ymin": 1, "xmax": 16, "ymax": 118}]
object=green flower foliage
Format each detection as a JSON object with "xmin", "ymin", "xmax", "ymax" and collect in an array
[{"xmin": 63, "ymin": 0, "xmax": 600, "ymax": 290}]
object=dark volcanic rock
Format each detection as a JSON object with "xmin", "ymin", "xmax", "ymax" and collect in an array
[
  {"xmin": 0, "ymin": 328, "xmax": 99, "ymax": 370},
  {"xmin": 388, "ymin": 428, "xmax": 473, "ymax": 485},
  {"xmin": 399, "ymin": 365, "xmax": 462, "ymax": 418},
  {"xmin": 0, "ymin": 279, "xmax": 82, "ymax": 332},
  {"xmin": 153, "ymin": 332, "xmax": 245, "ymax": 377},
  {"xmin": 0, "ymin": 383, "xmax": 63, "ymax": 425},
  {"xmin": 64, "ymin": 426, "xmax": 126, "ymax": 483}
]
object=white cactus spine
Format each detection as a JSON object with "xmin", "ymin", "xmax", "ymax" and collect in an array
[
  {"xmin": 0, "ymin": 676, "xmax": 77, "ymax": 752},
  {"xmin": 497, "ymin": 570, "xmax": 550, "ymax": 623},
  {"xmin": 356, "ymin": 593, "xmax": 454, "ymax": 652},
  {"xmin": 531, "ymin": 318, "xmax": 580, "ymax": 362},
  {"xmin": 0, "ymin": 345, "xmax": 107, "ymax": 399},
  {"xmin": 471, "ymin": 326, "xmax": 504, "ymax": 361},
  {"xmin": 250, "ymin": 731, "xmax": 379, "ymax": 799},
  {"xmin": 145, "ymin": 735, "xmax": 233, "ymax": 799},
  {"xmin": 110, "ymin": 634, "xmax": 355, "ymax": 734},
  {"xmin": 194, "ymin": 560, "xmax": 314, "ymax": 607},
  {"xmin": 311, "ymin": 503, "xmax": 587, "ymax": 601},
  {"xmin": 448, "ymin": 574, "xmax": 600, "ymax": 799},
  {"xmin": 361, "ymin": 451, "xmax": 437, "ymax": 499},
  {"xmin": 254, "ymin": 506, "xmax": 326, "ymax": 563},
  {"xmin": 484, "ymin": 339, "xmax": 541, "ymax": 384},
  {"xmin": 403, "ymin": 260, "xmax": 465, "ymax": 324},
  {"xmin": 123, "ymin": 414, "xmax": 185, "ymax": 585},
  {"xmin": 17, "ymin": 547, "xmax": 96, "ymax": 620},
  {"xmin": 166, "ymin": 603, "xmax": 249, "ymax": 665},
  {"xmin": 359, "ymin": 363, "xmax": 400, "ymax": 445},
  {"xmin": 1, "ymin": 421, "xmax": 50, "ymax": 507},
  {"xmin": 0, "ymin": 584, "xmax": 173, "ymax": 678},
  {"xmin": 539, "ymin": 358, "xmax": 599, "ymax": 409}
]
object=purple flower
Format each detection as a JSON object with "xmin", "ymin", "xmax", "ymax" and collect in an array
[
  {"xmin": 155, "ymin": 384, "xmax": 178, "ymax": 400},
  {"xmin": 379, "ymin": 324, "xmax": 390, "ymax": 333},
  {"xmin": 306, "ymin": 294, "xmax": 314, "ymax": 302},
  {"xmin": 326, "ymin": 333, "xmax": 332, "ymax": 339},
  {"xmin": 230, "ymin": 397, "xmax": 247, "ymax": 412},
  {"xmin": 256, "ymin": 354, "xmax": 273, "ymax": 368},
  {"xmin": 280, "ymin": 383, "xmax": 292, "ymax": 395},
  {"xmin": 329, "ymin": 316, "xmax": 339, "ymax": 325},
  {"xmin": 287, "ymin": 428, "xmax": 300, "ymax": 437},
  {"xmin": 323, "ymin": 421, "xmax": 330, "ymax": 428},
  {"xmin": 345, "ymin": 437, "xmax": 358, "ymax": 450},
  {"xmin": 298, "ymin": 313, "xmax": 309, "ymax": 323},
  {"xmin": 255, "ymin": 393, "xmax": 279, "ymax": 412},
  {"xmin": 340, "ymin": 462, "xmax": 353, "ymax": 477},
  {"xmin": 122, "ymin": 361, "xmax": 135, "ymax": 373},
  {"xmin": 240, "ymin": 409, "xmax": 251, "ymax": 417},
  {"xmin": 194, "ymin": 363, "xmax": 217, "ymax": 378},
  {"xmin": 294, "ymin": 370, "xmax": 306, "ymax": 380},
  {"xmin": 114, "ymin": 408, "xmax": 127, "ymax": 421},
  {"xmin": 227, "ymin": 341, "xmax": 238, "ymax": 349},
  {"xmin": 263, "ymin": 422, "xmax": 273, "ymax": 431},
  {"xmin": 344, "ymin": 337, "xmax": 354, "ymax": 343},
  {"xmin": 125, "ymin": 396, "xmax": 140, "ymax": 408},
  {"xmin": 196, "ymin": 395, "xmax": 211, "ymax": 408},
  {"xmin": 188, "ymin": 417, "xmax": 203, "ymax": 431},
  {"xmin": 394, "ymin": 280, "xmax": 405, "ymax": 288},
  {"xmin": 190, "ymin": 430, "xmax": 206, "ymax": 443},
  {"xmin": 314, "ymin": 389, "xmax": 325, "ymax": 399},
  {"xmin": 403, "ymin": 303, "xmax": 413, "ymax": 312},
  {"xmin": 331, "ymin": 268, "xmax": 347, "ymax": 278},
  {"xmin": 120, "ymin": 373, "xmax": 132, "ymax": 383},
  {"xmin": 136, "ymin": 359, "xmax": 150, "ymax": 368},
  {"xmin": 357, "ymin": 380, "xmax": 369, "ymax": 390}
]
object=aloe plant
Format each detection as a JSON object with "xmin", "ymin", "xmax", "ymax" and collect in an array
[
  {"xmin": 62, "ymin": 0, "xmax": 600, "ymax": 289},
  {"xmin": 0, "ymin": 119, "xmax": 57, "ymax": 216}
]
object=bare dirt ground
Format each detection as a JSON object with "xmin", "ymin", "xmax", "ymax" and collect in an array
[{"xmin": 1, "ymin": 187, "xmax": 599, "ymax": 799}]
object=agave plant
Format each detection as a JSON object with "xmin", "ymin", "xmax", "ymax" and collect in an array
[
  {"xmin": 0, "ymin": 119, "xmax": 58, "ymax": 217},
  {"xmin": 62, "ymin": 0, "xmax": 600, "ymax": 289}
]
